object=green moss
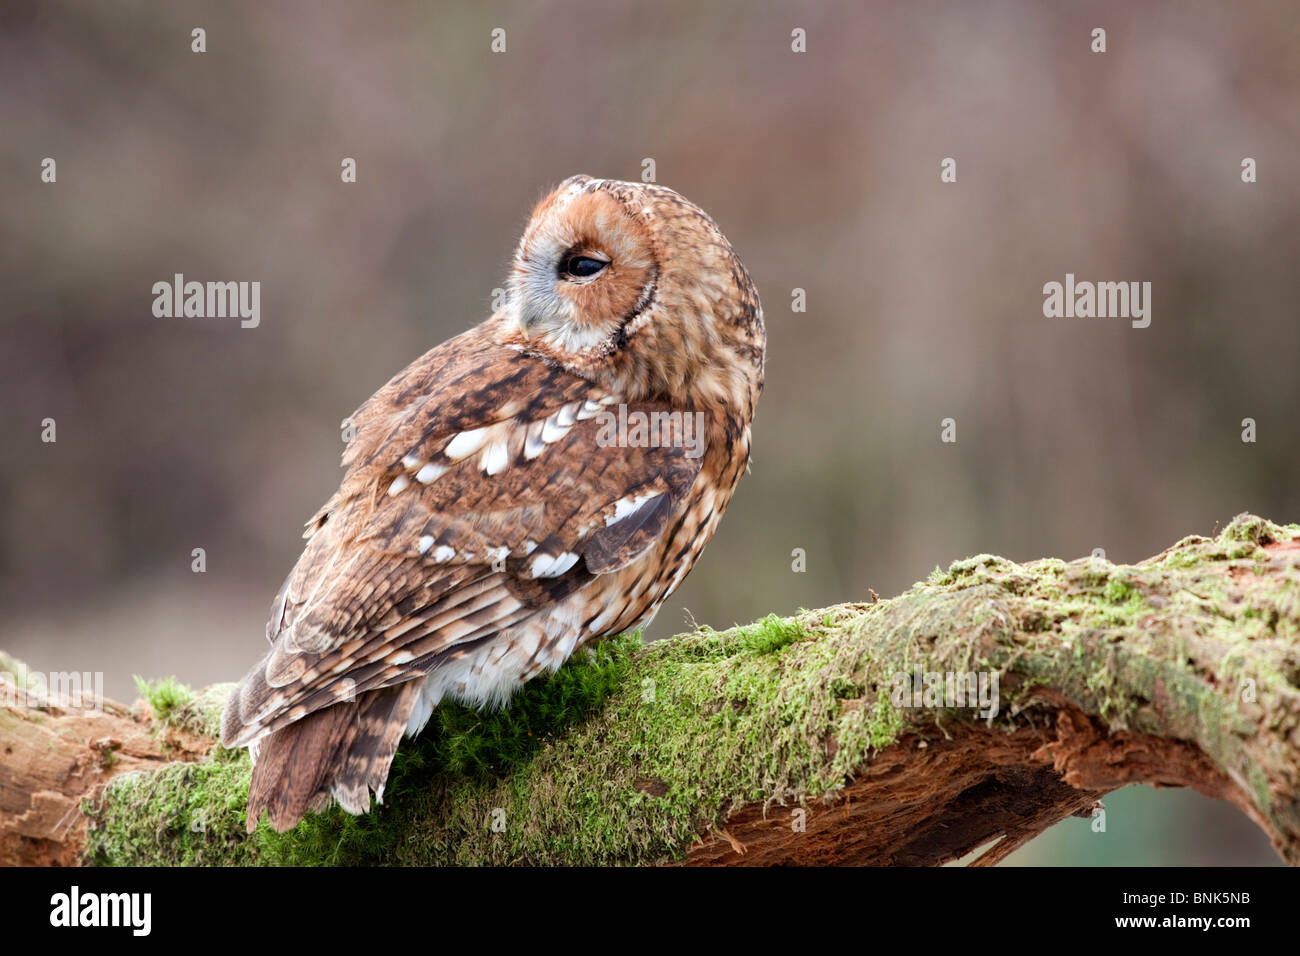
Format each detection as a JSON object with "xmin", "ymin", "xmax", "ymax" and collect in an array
[
  {"xmin": 133, "ymin": 676, "xmax": 194, "ymax": 724},
  {"xmin": 89, "ymin": 614, "xmax": 916, "ymax": 866},
  {"xmin": 89, "ymin": 636, "xmax": 642, "ymax": 865},
  {"xmin": 177, "ymin": 683, "xmax": 236, "ymax": 742},
  {"xmin": 943, "ymin": 554, "xmax": 1009, "ymax": 583},
  {"xmin": 1223, "ymin": 513, "xmax": 1280, "ymax": 545},
  {"xmin": 85, "ymin": 759, "xmax": 258, "ymax": 866},
  {"xmin": 84, "ymin": 513, "xmax": 1300, "ymax": 866},
  {"xmin": 736, "ymin": 614, "xmax": 807, "ymax": 654},
  {"xmin": 1104, "ymin": 575, "xmax": 1137, "ymax": 604}
]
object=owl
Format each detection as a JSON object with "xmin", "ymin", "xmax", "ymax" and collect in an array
[{"xmin": 220, "ymin": 175, "xmax": 765, "ymax": 832}]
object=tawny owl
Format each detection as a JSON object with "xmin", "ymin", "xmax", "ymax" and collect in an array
[{"xmin": 220, "ymin": 175, "xmax": 765, "ymax": 832}]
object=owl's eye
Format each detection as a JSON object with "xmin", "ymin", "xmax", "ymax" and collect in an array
[{"xmin": 561, "ymin": 255, "xmax": 609, "ymax": 280}]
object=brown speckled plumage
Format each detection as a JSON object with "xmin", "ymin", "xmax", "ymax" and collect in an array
[{"xmin": 221, "ymin": 175, "xmax": 765, "ymax": 832}]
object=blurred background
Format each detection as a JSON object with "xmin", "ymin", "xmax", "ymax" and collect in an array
[{"xmin": 2, "ymin": 0, "xmax": 1296, "ymax": 865}]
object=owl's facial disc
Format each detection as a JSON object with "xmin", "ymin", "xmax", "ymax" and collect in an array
[{"xmin": 510, "ymin": 184, "xmax": 657, "ymax": 356}]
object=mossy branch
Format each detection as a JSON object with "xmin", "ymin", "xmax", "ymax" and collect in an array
[{"xmin": 4, "ymin": 513, "xmax": 1299, "ymax": 866}]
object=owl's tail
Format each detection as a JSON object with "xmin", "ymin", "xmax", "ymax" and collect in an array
[{"xmin": 235, "ymin": 681, "xmax": 421, "ymax": 834}]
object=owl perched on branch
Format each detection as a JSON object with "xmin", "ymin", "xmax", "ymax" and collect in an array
[{"xmin": 221, "ymin": 175, "xmax": 765, "ymax": 832}]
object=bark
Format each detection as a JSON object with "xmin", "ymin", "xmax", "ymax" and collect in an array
[
  {"xmin": 2, "ymin": 513, "xmax": 1298, "ymax": 866},
  {"xmin": 0, "ymin": 673, "xmax": 222, "ymax": 866}
]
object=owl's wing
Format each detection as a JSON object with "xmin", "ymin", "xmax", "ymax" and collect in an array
[{"xmin": 221, "ymin": 323, "xmax": 704, "ymax": 748}]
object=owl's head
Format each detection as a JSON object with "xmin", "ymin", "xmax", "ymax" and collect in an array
[{"xmin": 502, "ymin": 175, "xmax": 764, "ymax": 405}]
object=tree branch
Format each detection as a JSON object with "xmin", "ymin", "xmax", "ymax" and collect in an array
[{"xmin": 3, "ymin": 513, "xmax": 1298, "ymax": 866}]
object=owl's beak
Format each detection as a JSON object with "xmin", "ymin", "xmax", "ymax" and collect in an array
[{"xmin": 518, "ymin": 311, "xmax": 530, "ymax": 340}]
